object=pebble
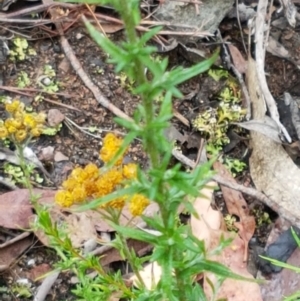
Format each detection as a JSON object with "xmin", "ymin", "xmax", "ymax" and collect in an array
[
  {"xmin": 27, "ymin": 259, "xmax": 35, "ymax": 267},
  {"xmin": 42, "ymin": 77, "xmax": 51, "ymax": 86},
  {"xmin": 76, "ymin": 33, "xmax": 84, "ymax": 40}
]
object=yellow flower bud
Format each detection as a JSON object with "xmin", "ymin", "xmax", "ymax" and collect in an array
[
  {"xmin": 30, "ymin": 126, "xmax": 43, "ymax": 137},
  {"xmin": 34, "ymin": 112, "xmax": 46, "ymax": 124},
  {"xmin": 106, "ymin": 196, "xmax": 126, "ymax": 210},
  {"xmin": 123, "ymin": 163, "xmax": 137, "ymax": 179},
  {"xmin": 24, "ymin": 114, "xmax": 37, "ymax": 128},
  {"xmin": 5, "ymin": 100, "xmax": 22, "ymax": 114},
  {"xmin": 0, "ymin": 126, "xmax": 8, "ymax": 139},
  {"xmin": 62, "ymin": 177, "xmax": 78, "ymax": 191},
  {"xmin": 99, "ymin": 133, "xmax": 125, "ymax": 165},
  {"xmin": 15, "ymin": 129, "xmax": 27, "ymax": 142},
  {"xmin": 129, "ymin": 194, "xmax": 150, "ymax": 216},
  {"xmin": 71, "ymin": 167, "xmax": 86, "ymax": 183},
  {"xmin": 5, "ymin": 118, "xmax": 17, "ymax": 133},
  {"xmin": 71, "ymin": 186, "xmax": 87, "ymax": 203},
  {"xmin": 55, "ymin": 190, "xmax": 73, "ymax": 207},
  {"xmin": 84, "ymin": 163, "xmax": 99, "ymax": 179}
]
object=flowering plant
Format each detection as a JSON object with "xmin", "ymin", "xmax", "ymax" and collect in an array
[
  {"xmin": 55, "ymin": 133, "xmax": 150, "ymax": 216},
  {"xmin": 0, "ymin": 99, "xmax": 45, "ymax": 142},
  {"xmin": 1, "ymin": 0, "xmax": 250, "ymax": 300}
]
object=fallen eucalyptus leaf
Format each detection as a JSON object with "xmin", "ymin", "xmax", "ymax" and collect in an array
[{"xmin": 234, "ymin": 117, "xmax": 282, "ymax": 143}]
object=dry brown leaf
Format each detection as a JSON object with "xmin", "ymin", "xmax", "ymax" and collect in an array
[
  {"xmin": 0, "ymin": 189, "xmax": 33, "ymax": 229},
  {"xmin": 0, "ymin": 236, "xmax": 32, "ymax": 271},
  {"xmin": 191, "ymin": 182, "xmax": 222, "ymax": 248},
  {"xmin": 203, "ymin": 234, "xmax": 262, "ymax": 301},
  {"xmin": 101, "ymin": 23, "xmax": 124, "ymax": 34},
  {"xmin": 0, "ymin": 189, "xmax": 55, "ymax": 229},
  {"xmin": 191, "ymin": 183, "xmax": 262, "ymax": 301},
  {"xmin": 228, "ymin": 44, "xmax": 247, "ymax": 74},
  {"xmin": 213, "ymin": 161, "xmax": 256, "ymax": 260},
  {"xmin": 64, "ymin": 212, "xmax": 98, "ymax": 248}
]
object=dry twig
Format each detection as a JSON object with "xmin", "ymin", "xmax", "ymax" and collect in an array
[{"xmin": 255, "ymin": 0, "xmax": 291, "ymax": 142}]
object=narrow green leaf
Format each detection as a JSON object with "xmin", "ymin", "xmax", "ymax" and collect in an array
[
  {"xmin": 112, "ymin": 223, "xmax": 159, "ymax": 244},
  {"xmin": 138, "ymin": 27, "xmax": 162, "ymax": 46},
  {"xmin": 260, "ymin": 255, "xmax": 300, "ymax": 273},
  {"xmin": 291, "ymin": 227, "xmax": 300, "ymax": 248},
  {"xmin": 172, "ymin": 50, "xmax": 219, "ymax": 85},
  {"xmin": 187, "ymin": 259, "xmax": 258, "ymax": 282}
]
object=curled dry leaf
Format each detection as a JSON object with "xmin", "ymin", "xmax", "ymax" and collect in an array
[{"xmin": 234, "ymin": 117, "xmax": 282, "ymax": 143}]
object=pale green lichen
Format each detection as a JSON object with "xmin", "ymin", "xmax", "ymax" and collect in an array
[{"xmin": 192, "ymin": 72, "xmax": 246, "ymax": 147}]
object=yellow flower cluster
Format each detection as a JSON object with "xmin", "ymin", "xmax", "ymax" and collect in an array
[
  {"xmin": 99, "ymin": 133, "xmax": 125, "ymax": 165},
  {"xmin": 0, "ymin": 100, "xmax": 46, "ymax": 142},
  {"xmin": 55, "ymin": 133, "xmax": 150, "ymax": 216}
]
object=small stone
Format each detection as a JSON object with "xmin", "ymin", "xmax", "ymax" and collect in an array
[
  {"xmin": 42, "ymin": 77, "xmax": 51, "ymax": 86},
  {"xmin": 54, "ymin": 151, "xmax": 69, "ymax": 162},
  {"xmin": 58, "ymin": 57, "xmax": 71, "ymax": 73},
  {"xmin": 47, "ymin": 109, "xmax": 65, "ymax": 127},
  {"xmin": 76, "ymin": 33, "xmax": 83, "ymax": 40},
  {"xmin": 27, "ymin": 259, "xmax": 35, "ymax": 267},
  {"xmin": 39, "ymin": 146, "xmax": 55, "ymax": 161}
]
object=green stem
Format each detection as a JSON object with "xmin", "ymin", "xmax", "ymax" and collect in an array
[
  {"xmin": 117, "ymin": 1, "xmax": 160, "ymax": 168},
  {"xmin": 115, "ymin": 3, "xmax": 188, "ymax": 298},
  {"xmin": 109, "ymin": 209, "xmax": 146, "ymax": 287},
  {"xmin": 119, "ymin": 233, "xmax": 146, "ymax": 287},
  {"xmin": 16, "ymin": 143, "xmax": 34, "ymax": 200}
]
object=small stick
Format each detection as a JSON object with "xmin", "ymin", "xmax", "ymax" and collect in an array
[
  {"xmin": 0, "ymin": 86, "xmax": 74, "ymax": 98},
  {"xmin": 255, "ymin": 0, "xmax": 291, "ymax": 142},
  {"xmin": 0, "ymin": 3, "xmax": 79, "ymax": 19},
  {"xmin": 0, "ymin": 86, "xmax": 80, "ymax": 112},
  {"xmin": 173, "ymin": 109, "xmax": 190, "ymax": 127},
  {"xmin": 64, "ymin": 116, "xmax": 102, "ymax": 139},
  {"xmin": 34, "ymin": 271, "xmax": 60, "ymax": 301},
  {"xmin": 0, "ymin": 232, "xmax": 29, "ymax": 248}
]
